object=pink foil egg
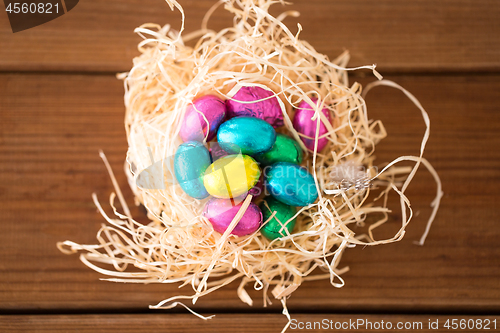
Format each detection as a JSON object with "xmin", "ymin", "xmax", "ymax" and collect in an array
[
  {"xmin": 226, "ymin": 86, "xmax": 284, "ymax": 128},
  {"xmin": 204, "ymin": 198, "xmax": 263, "ymax": 236},
  {"xmin": 180, "ymin": 95, "xmax": 226, "ymax": 142},
  {"xmin": 293, "ymin": 98, "xmax": 331, "ymax": 151}
]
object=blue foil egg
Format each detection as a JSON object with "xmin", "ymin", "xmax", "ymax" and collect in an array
[
  {"xmin": 265, "ymin": 162, "xmax": 318, "ymax": 206},
  {"xmin": 217, "ymin": 117, "xmax": 276, "ymax": 155},
  {"xmin": 174, "ymin": 141, "xmax": 211, "ymax": 199}
]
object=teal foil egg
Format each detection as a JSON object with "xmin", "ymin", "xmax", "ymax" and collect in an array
[
  {"xmin": 174, "ymin": 141, "xmax": 211, "ymax": 199},
  {"xmin": 255, "ymin": 133, "xmax": 303, "ymax": 166},
  {"xmin": 259, "ymin": 196, "xmax": 297, "ymax": 240},
  {"xmin": 265, "ymin": 162, "xmax": 318, "ymax": 206},
  {"xmin": 217, "ymin": 117, "xmax": 276, "ymax": 155}
]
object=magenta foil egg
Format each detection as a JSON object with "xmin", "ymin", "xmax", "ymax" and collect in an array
[
  {"xmin": 226, "ymin": 86, "xmax": 284, "ymax": 128},
  {"xmin": 204, "ymin": 198, "xmax": 263, "ymax": 236},
  {"xmin": 180, "ymin": 95, "xmax": 226, "ymax": 142},
  {"xmin": 293, "ymin": 98, "xmax": 331, "ymax": 151}
]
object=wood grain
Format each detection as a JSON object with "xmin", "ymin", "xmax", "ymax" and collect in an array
[
  {"xmin": 1, "ymin": 73, "xmax": 499, "ymax": 313},
  {"xmin": 0, "ymin": 0, "xmax": 499, "ymax": 73},
  {"xmin": 1, "ymin": 314, "xmax": 499, "ymax": 332}
]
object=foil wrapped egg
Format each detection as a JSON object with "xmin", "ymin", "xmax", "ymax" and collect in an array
[
  {"xmin": 174, "ymin": 141, "xmax": 211, "ymax": 199},
  {"xmin": 204, "ymin": 198, "xmax": 263, "ymax": 236},
  {"xmin": 265, "ymin": 162, "xmax": 318, "ymax": 206},
  {"xmin": 230, "ymin": 173, "xmax": 264, "ymax": 205},
  {"xmin": 248, "ymin": 172, "xmax": 264, "ymax": 198},
  {"xmin": 203, "ymin": 154, "xmax": 261, "ymax": 198},
  {"xmin": 259, "ymin": 196, "xmax": 297, "ymax": 240},
  {"xmin": 180, "ymin": 95, "xmax": 226, "ymax": 142},
  {"xmin": 226, "ymin": 86, "xmax": 284, "ymax": 128},
  {"xmin": 293, "ymin": 98, "xmax": 331, "ymax": 151},
  {"xmin": 217, "ymin": 117, "xmax": 276, "ymax": 156},
  {"xmin": 207, "ymin": 142, "xmax": 229, "ymax": 162},
  {"xmin": 255, "ymin": 133, "xmax": 303, "ymax": 166}
]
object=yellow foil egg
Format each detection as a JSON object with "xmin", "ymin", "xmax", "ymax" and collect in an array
[{"xmin": 204, "ymin": 154, "xmax": 261, "ymax": 198}]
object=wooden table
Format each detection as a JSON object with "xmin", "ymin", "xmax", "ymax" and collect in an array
[{"xmin": 1, "ymin": 1, "xmax": 499, "ymax": 331}]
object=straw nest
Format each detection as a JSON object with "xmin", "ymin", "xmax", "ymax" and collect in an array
[{"xmin": 58, "ymin": 0, "xmax": 443, "ymax": 326}]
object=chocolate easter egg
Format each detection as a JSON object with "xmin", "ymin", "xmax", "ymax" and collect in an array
[
  {"xmin": 259, "ymin": 196, "xmax": 297, "ymax": 240},
  {"xmin": 265, "ymin": 162, "xmax": 318, "ymax": 206},
  {"xmin": 204, "ymin": 198, "xmax": 263, "ymax": 236},
  {"xmin": 248, "ymin": 173, "xmax": 264, "ymax": 198},
  {"xmin": 204, "ymin": 154, "xmax": 261, "ymax": 198},
  {"xmin": 207, "ymin": 142, "xmax": 229, "ymax": 162},
  {"xmin": 231, "ymin": 173, "xmax": 264, "ymax": 204},
  {"xmin": 217, "ymin": 117, "xmax": 276, "ymax": 155},
  {"xmin": 180, "ymin": 95, "xmax": 226, "ymax": 142},
  {"xmin": 293, "ymin": 98, "xmax": 331, "ymax": 151},
  {"xmin": 226, "ymin": 86, "xmax": 284, "ymax": 128},
  {"xmin": 174, "ymin": 141, "xmax": 211, "ymax": 199},
  {"xmin": 255, "ymin": 133, "xmax": 303, "ymax": 166}
]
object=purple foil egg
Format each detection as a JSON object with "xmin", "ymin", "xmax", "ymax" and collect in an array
[
  {"xmin": 293, "ymin": 98, "xmax": 331, "ymax": 151},
  {"xmin": 226, "ymin": 86, "xmax": 284, "ymax": 128},
  {"xmin": 180, "ymin": 95, "xmax": 226, "ymax": 142},
  {"xmin": 207, "ymin": 142, "xmax": 229, "ymax": 162},
  {"xmin": 231, "ymin": 173, "xmax": 264, "ymax": 204},
  {"xmin": 248, "ymin": 172, "xmax": 264, "ymax": 198},
  {"xmin": 204, "ymin": 198, "xmax": 263, "ymax": 236}
]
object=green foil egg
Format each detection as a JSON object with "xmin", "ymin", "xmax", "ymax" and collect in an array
[
  {"xmin": 217, "ymin": 117, "xmax": 276, "ymax": 155},
  {"xmin": 204, "ymin": 154, "xmax": 261, "ymax": 198},
  {"xmin": 255, "ymin": 133, "xmax": 303, "ymax": 166},
  {"xmin": 259, "ymin": 196, "xmax": 297, "ymax": 240}
]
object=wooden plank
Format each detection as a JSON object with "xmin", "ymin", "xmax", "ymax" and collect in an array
[
  {"xmin": 0, "ymin": 73, "xmax": 499, "ymax": 313},
  {"xmin": 1, "ymin": 314, "xmax": 499, "ymax": 332},
  {"xmin": 0, "ymin": 0, "xmax": 499, "ymax": 73}
]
